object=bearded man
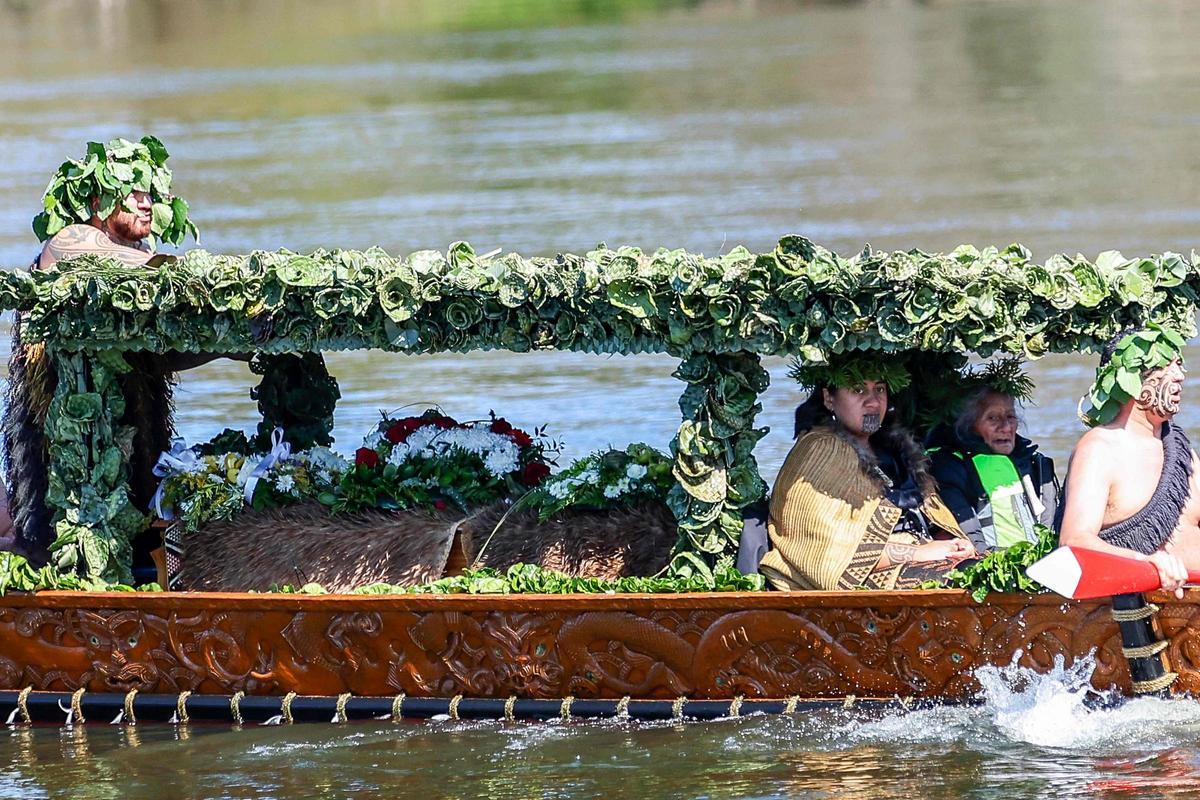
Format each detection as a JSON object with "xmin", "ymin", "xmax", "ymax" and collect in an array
[
  {"xmin": 2, "ymin": 137, "xmax": 203, "ymax": 566},
  {"xmin": 1058, "ymin": 325, "xmax": 1197, "ymax": 596}
]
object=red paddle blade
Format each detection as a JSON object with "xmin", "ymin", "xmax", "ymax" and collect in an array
[{"xmin": 1027, "ymin": 546, "xmax": 1163, "ymax": 599}]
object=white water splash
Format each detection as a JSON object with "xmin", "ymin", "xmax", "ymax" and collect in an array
[
  {"xmin": 844, "ymin": 652, "xmax": 1200, "ymax": 752},
  {"xmin": 974, "ymin": 652, "xmax": 1200, "ymax": 750}
]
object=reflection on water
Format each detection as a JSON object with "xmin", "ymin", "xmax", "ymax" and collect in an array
[
  {"xmin": 8, "ymin": 659, "xmax": 1200, "ymax": 800},
  {"xmin": 4, "ymin": 0, "xmax": 1200, "ymax": 794}
]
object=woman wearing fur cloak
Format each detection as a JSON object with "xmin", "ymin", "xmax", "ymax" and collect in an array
[{"xmin": 759, "ymin": 355, "xmax": 976, "ymax": 591}]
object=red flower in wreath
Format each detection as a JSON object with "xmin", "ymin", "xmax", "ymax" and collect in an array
[
  {"xmin": 490, "ymin": 418, "xmax": 514, "ymax": 436},
  {"xmin": 385, "ymin": 422, "xmax": 409, "ymax": 444},
  {"xmin": 510, "ymin": 429, "xmax": 533, "ymax": 448},
  {"xmin": 355, "ymin": 447, "xmax": 380, "ymax": 468},
  {"xmin": 521, "ymin": 461, "xmax": 551, "ymax": 487}
]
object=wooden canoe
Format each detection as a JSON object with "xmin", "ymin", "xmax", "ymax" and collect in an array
[{"xmin": 3, "ymin": 588, "xmax": 1193, "ymax": 705}]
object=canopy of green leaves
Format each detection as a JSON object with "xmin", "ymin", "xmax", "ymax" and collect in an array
[{"xmin": 5, "ymin": 236, "xmax": 1198, "ymax": 587}]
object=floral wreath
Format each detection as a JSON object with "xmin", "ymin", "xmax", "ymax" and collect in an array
[
  {"xmin": 1079, "ymin": 323, "xmax": 1187, "ymax": 426},
  {"xmin": 33, "ymin": 135, "xmax": 199, "ymax": 248},
  {"xmin": 788, "ymin": 352, "xmax": 912, "ymax": 393}
]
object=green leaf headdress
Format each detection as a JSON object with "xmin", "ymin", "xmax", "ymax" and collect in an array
[
  {"xmin": 1079, "ymin": 323, "xmax": 1187, "ymax": 427},
  {"xmin": 788, "ymin": 352, "xmax": 912, "ymax": 393},
  {"xmin": 32, "ymin": 135, "xmax": 199, "ymax": 249},
  {"xmin": 969, "ymin": 357, "xmax": 1035, "ymax": 403}
]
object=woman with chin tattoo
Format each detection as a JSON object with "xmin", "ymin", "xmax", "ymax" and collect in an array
[{"xmin": 758, "ymin": 356, "xmax": 976, "ymax": 591}]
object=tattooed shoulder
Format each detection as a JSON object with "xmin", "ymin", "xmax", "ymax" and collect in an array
[{"xmin": 39, "ymin": 225, "xmax": 148, "ymax": 270}]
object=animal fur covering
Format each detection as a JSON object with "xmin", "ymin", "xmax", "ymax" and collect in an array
[
  {"xmin": 458, "ymin": 500, "xmax": 677, "ymax": 579},
  {"xmin": 174, "ymin": 500, "xmax": 677, "ymax": 592},
  {"xmin": 175, "ymin": 502, "xmax": 467, "ymax": 592}
]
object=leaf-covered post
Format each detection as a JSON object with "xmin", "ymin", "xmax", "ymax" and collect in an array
[
  {"xmin": 44, "ymin": 350, "xmax": 142, "ymax": 584},
  {"xmin": 667, "ymin": 352, "xmax": 769, "ymax": 577}
]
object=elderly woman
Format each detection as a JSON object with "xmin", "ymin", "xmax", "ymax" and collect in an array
[
  {"xmin": 927, "ymin": 383, "xmax": 1059, "ymax": 555},
  {"xmin": 759, "ymin": 357, "xmax": 975, "ymax": 591}
]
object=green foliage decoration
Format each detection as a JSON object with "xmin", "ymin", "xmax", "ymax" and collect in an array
[
  {"xmin": 787, "ymin": 351, "xmax": 913, "ymax": 392},
  {"xmin": 272, "ymin": 557, "xmax": 762, "ymax": 596},
  {"xmin": 5, "ymin": 235, "xmax": 1199, "ymax": 587},
  {"xmin": 940, "ymin": 524, "xmax": 1058, "ymax": 602},
  {"xmin": 42, "ymin": 351, "xmax": 144, "ymax": 585},
  {"xmin": 1079, "ymin": 323, "xmax": 1188, "ymax": 426},
  {"xmin": 32, "ymin": 136, "xmax": 198, "ymax": 248}
]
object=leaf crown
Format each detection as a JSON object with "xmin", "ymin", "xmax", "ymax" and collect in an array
[
  {"xmin": 968, "ymin": 357, "xmax": 1035, "ymax": 403},
  {"xmin": 32, "ymin": 135, "xmax": 199, "ymax": 248},
  {"xmin": 788, "ymin": 352, "xmax": 912, "ymax": 393},
  {"xmin": 1079, "ymin": 323, "xmax": 1187, "ymax": 426}
]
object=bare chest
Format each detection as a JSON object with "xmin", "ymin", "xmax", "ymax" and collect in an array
[{"xmin": 1103, "ymin": 439, "xmax": 1165, "ymax": 526}]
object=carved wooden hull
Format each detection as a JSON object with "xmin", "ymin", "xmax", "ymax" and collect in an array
[{"xmin": 0, "ymin": 589, "xmax": 1172, "ymax": 701}]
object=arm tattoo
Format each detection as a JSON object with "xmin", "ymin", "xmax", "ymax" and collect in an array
[
  {"xmin": 40, "ymin": 225, "xmax": 148, "ymax": 270},
  {"xmin": 883, "ymin": 542, "xmax": 918, "ymax": 564}
]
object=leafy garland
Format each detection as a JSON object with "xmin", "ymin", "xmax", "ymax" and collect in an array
[
  {"xmin": 940, "ymin": 525, "xmax": 1057, "ymax": 602},
  {"xmin": 32, "ymin": 136, "xmax": 198, "ymax": 249},
  {"xmin": 1079, "ymin": 323, "xmax": 1187, "ymax": 426},
  {"xmin": 273, "ymin": 558, "xmax": 761, "ymax": 596},
  {"xmin": 787, "ymin": 351, "xmax": 913, "ymax": 392},
  {"xmin": 6, "ymin": 237, "xmax": 1199, "ymax": 585}
]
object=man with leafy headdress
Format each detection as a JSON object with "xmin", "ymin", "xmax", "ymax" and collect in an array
[
  {"xmin": 759, "ymin": 353, "xmax": 975, "ymax": 591},
  {"xmin": 2, "ymin": 136, "xmax": 201, "ymax": 564},
  {"xmin": 1058, "ymin": 325, "xmax": 1196, "ymax": 595}
]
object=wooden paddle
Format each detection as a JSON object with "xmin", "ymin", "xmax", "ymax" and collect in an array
[{"xmin": 1026, "ymin": 546, "xmax": 1200, "ymax": 600}]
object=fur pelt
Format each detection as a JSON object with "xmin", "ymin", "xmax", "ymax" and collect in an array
[
  {"xmin": 835, "ymin": 423, "xmax": 936, "ymax": 496},
  {"xmin": 457, "ymin": 500, "xmax": 677, "ymax": 579},
  {"xmin": 174, "ymin": 501, "xmax": 466, "ymax": 592},
  {"xmin": 3, "ymin": 321, "xmax": 56, "ymax": 560}
]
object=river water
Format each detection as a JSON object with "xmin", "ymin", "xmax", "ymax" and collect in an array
[{"xmin": 4, "ymin": 0, "xmax": 1200, "ymax": 796}]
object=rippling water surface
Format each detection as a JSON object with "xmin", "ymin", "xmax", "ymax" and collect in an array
[{"xmin": 4, "ymin": 0, "xmax": 1200, "ymax": 796}]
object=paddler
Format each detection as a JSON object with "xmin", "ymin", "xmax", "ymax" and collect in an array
[
  {"xmin": 1, "ymin": 136, "xmax": 215, "ymax": 568},
  {"xmin": 1057, "ymin": 325, "xmax": 1197, "ymax": 596}
]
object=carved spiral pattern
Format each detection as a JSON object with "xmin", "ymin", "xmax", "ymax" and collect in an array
[{"xmin": 0, "ymin": 596, "xmax": 1135, "ymax": 698}]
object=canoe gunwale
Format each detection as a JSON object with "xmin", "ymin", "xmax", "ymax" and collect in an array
[{"xmin": 0, "ymin": 588, "xmax": 1112, "ymax": 611}]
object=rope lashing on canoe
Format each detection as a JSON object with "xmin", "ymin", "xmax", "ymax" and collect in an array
[
  {"xmin": 1132, "ymin": 672, "xmax": 1179, "ymax": 694},
  {"xmin": 174, "ymin": 691, "xmax": 191, "ymax": 724},
  {"xmin": 6, "ymin": 686, "xmax": 33, "ymax": 725},
  {"xmin": 448, "ymin": 694, "xmax": 462, "ymax": 721},
  {"xmin": 1111, "ymin": 593, "xmax": 1176, "ymax": 696},
  {"xmin": 334, "ymin": 693, "xmax": 351, "ymax": 723},
  {"xmin": 1111, "ymin": 602, "xmax": 1160, "ymax": 622},
  {"xmin": 0, "ymin": 690, "xmax": 964, "ymax": 723},
  {"xmin": 281, "ymin": 692, "xmax": 297, "ymax": 724},
  {"xmin": 1122, "ymin": 640, "xmax": 1169, "ymax": 659},
  {"xmin": 230, "ymin": 691, "xmax": 245, "ymax": 725},
  {"xmin": 391, "ymin": 693, "xmax": 405, "ymax": 722},
  {"xmin": 899, "ymin": 697, "xmax": 914, "ymax": 710},
  {"xmin": 671, "ymin": 696, "xmax": 687, "ymax": 720},
  {"xmin": 123, "ymin": 689, "xmax": 138, "ymax": 725},
  {"xmin": 842, "ymin": 695, "xmax": 857, "ymax": 709},
  {"xmin": 70, "ymin": 688, "xmax": 85, "ymax": 725}
]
